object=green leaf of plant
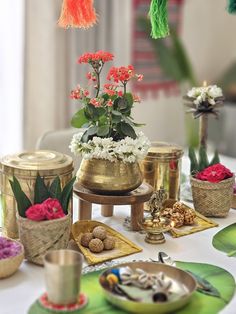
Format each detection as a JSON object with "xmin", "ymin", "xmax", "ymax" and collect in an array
[
  {"xmin": 87, "ymin": 126, "xmax": 98, "ymax": 136},
  {"xmin": 9, "ymin": 177, "xmax": 32, "ymax": 217},
  {"xmin": 97, "ymin": 125, "xmax": 109, "ymax": 137},
  {"xmin": 122, "ymin": 116, "xmax": 145, "ymax": 127},
  {"xmin": 123, "ymin": 92, "xmax": 134, "ymax": 107},
  {"xmin": 188, "ymin": 147, "xmax": 199, "ymax": 174},
  {"xmin": 120, "ymin": 122, "xmax": 137, "ymax": 139},
  {"xmin": 49, "ymin": 176, "xmax": 62, "ymax": 199},
  {"xmin": 81, "ymin": 130, "xmax": 89, "ymax": 143},
  {"xmin": 85, "ymin": 104, "xmax": 97, "ymax": 120},
  {"xmin": 112, "ymin": 111, "xmax": 122, "ymax": 123},
  {"xmin": 60, "ymin": 177, "xmax": 76, "ymax": 214},
  {"xmin": 71, "ymin": 108, "xmax": 88, "ymax": 128},
  {"xmin": 198, "ymin": 145, "xmax": 209, "ymax": 171},
  {"xmin": 117, "ymin": 98, "xmax": 128, "ymax": 110},
  {"xmin": 95, "ymin": 107, "xmax": 106, "ymax": 117},
  {"xmin": 34, "ymin": 174, "xmax": 50, "ymax": 204},
  {"xmin": 213, "ymin": 223, "xmax": 236, "ymax": 257},
  {"xmin": 112, "ymin": 110, "xmax": 122, "ymax": 116},
  {"xmin": 210, "ymin": 150, "xmax": 220, "ymax": 166},
  {"xmin": 187, "ymin": 271, "xmax": 221, "ymax": 298}
]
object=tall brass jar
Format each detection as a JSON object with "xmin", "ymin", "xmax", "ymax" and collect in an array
[
  {"xmin": 140, "ymin": 142, "xmax": 183, "ymax": 202},
  {"xmin": 0, "ymin": 151, "xmax": 73, "ymax": 239}
]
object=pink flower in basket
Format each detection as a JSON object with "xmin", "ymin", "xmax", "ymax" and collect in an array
[
  {"xmin": 195, "ymin": 163, "xmax": 233, "ymax": 183},
  {"xmin": 43, "ymin": 198, "xmax": 65, "ymax": 220},
  {"xmin": 26, "ymin": 198, "xmax": 65, "ymax": 221}
]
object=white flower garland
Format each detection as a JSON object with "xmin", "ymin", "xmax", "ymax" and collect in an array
[
  {"xmin": 187, "ymin": 85, "xmax": 223, "ymax": 106},
  {"xmin": 70, "ymin": 132, "xmax": 151, "ymax": 163}
]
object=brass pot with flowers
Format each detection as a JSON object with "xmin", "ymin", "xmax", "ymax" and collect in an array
[
  {"xmin": 10, "ymin": 175, "xmax": 75, "ymax": 265},
  {"xmin": 69, "ymin": 51, "xmax": 150, "ymax": 194}
]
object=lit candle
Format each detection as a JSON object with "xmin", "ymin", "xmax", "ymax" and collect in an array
[{"xmin": 203, "ymin": 80, "xmax": 207, "ymax": 87}]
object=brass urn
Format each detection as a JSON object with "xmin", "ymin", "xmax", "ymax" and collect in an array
[{"xmin": 77, "ymin": 159, "xmax": 142, "ymax": 194}]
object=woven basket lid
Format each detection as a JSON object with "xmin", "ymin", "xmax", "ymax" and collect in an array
[
  {"xmin": 146, "ymin": 142, "xmax": 183, "ymax": 160},
  {"xmin": 0, "ymin": 150, "xmax": 73, "ymax": 176}
]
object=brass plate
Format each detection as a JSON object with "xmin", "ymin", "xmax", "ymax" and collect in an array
[
  {"xmin": 169, "ymin": 211, "xmax": 218, "ymax": 238},
  {"xmin": 99, "ymin": 261, "xmax": 197, "ymax": 314},
  {"xmin": 72, "ymin": 221, "xmax": 142, "ymax": 265}
]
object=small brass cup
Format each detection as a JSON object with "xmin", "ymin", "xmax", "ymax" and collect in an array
[{"xmin": 44, "ymin": 250, "xmax": 84, "ymax": 305}]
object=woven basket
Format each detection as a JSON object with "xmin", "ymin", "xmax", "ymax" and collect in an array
[
  {"xmin": 0, "ymin": 240, "xmax": 24, "ymax": 278},
  {"xmin": 190, "ymin": 176, "xmax": 234, "ymax": 217},
  {"xmin": 17, "ymin": 215, "xmax": 71, "ymax": 265}
]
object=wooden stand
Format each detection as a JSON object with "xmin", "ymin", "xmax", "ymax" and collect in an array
[{"xmin": 73, "ymin": 183, "xmax": 153, "ymax": 231}]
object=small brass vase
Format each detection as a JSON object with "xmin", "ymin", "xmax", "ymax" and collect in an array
[
  {"xmin": 77, "ymin": 158, "xmax": 142, "ymax": 194},
  {"xmin": 140, "ymin": 142, "xmax": 183, "ymax": 209}
]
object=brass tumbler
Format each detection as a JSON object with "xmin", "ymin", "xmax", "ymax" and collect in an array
[
  {"xmin": 141, "ymin": 142, "xmax": 183, "ymax": 204},
  {"xmin": 44, "ymin": 250, "xmax": 84, "ymax": 305}
]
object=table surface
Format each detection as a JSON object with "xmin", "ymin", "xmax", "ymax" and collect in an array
[{"xmin": 1, "ymin": 155, "xmax": 236, "ymax": 314}]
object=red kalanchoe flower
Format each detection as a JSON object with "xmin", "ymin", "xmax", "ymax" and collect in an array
[
  {"xmin": 90, "ymin": 98, "xmax": 101, "ymax": 107},
  {"xmin": 107, "ymin": 65, "xmax": 135, "ymax": 84},
  {"xmin": 87, "ymin": 72, "xmax": 97, "ymax": 81},
  {"xmin": 106, "ymin": 99, "xmax": 113, "ymax": 107},
  {"xmin": 70, "ymin": 85, "xmax": 89, "ymax": 99},
  {"xmin": 78, "ymin": 51, "xmax": 114, "ymax": 64},
  {"xmin": 195, "ymin": 163, "xmax": 233, "ymax": 183},
  {"xmin": 136, "ymin": 74, "xmax": 144, "ymax": 82},
  {"xmin": 43, "ymin": 198, "xmax": 65, "ymax": 220},
  {"xmin": 133, "ymin": 94, "xmax": 141, "ymax": 103},
  {"xmin": 26, "ymin": 204, "xmax": 47, "ymax": 221}
]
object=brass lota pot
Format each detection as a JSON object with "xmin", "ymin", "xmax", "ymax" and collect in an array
[{"xmin": 77, "ymin": 159, "xmax": 142, "ymax": 194}]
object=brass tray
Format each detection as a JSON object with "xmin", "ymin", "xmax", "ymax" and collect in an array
[
  {"xmin": 163, "ymin": 200, "xmax": 218, "ymax": 238},
  {"xmin": 99, "ymin": 261, "xmax": 197, "ymax": 314},
  {"xmin": 72, "ymin": 221, "xmax": 142, "ymax": 265}
]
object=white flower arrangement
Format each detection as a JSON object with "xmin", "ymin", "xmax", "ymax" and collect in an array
[
  {"xmin": 187, "ymin": 85, "xmax": 223, "ymax": 106},
  {"xmin": 70, "ymin": 132, "xmax": 151, "ymax": 163}
]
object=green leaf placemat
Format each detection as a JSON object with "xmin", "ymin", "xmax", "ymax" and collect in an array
[
  {"xmin": 212, "ymin": 223, "xmax": 236, "ymax": 257},
  {"xmin": 28, "ymin": 262, "xmax": 235, "ymax": 314}
]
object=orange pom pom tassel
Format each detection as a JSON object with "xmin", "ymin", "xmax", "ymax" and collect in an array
[{"xmin": 58, "ymin": 0, "xmax": 97, "ymax": 29}]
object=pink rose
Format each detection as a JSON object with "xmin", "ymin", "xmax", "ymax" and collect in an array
[
  {"xmin": 26, "ymin": 204, "xmax": 46, "ymax": 221},
  {"xmin": 195, "ymin": 163, "xmax": 233, "ymax": 183},
  {"xmin": 42, "ymin": 198, "xmax": 65, "ymax": 220}
]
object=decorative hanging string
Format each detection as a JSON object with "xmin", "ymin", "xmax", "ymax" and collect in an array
[
  {"xmin": 149, "ymin": 0, "xmax": 169, "ymax": 39},
  {"xmin": 228, "ymin": 0, "xmax": 236, "ymax": 13},
  {"xmin": 58, "ymin": 0, "xmax": 97, "ymax": 28}
]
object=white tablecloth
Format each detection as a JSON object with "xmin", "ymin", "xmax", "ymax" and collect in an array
[{"xmin": 1, "ymin": 156, "xmax": 236, "ymax": 314}]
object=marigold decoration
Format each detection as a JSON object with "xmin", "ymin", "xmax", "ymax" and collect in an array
[
  {"xmin": 195, "ymin": 163, "xmax": 233, "ymax": 183},
  {"xmin": 58, "ymin": 0, "xmax": 97, "ymax": 29}
]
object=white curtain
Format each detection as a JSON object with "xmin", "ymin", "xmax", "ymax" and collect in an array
[
  {"xmin": 24, "ymin": 0, "xmax": 131, "ymax": 149},
  {"xmin": 0, "ymin": 0, "xmax": 24, "ymax": 155}
]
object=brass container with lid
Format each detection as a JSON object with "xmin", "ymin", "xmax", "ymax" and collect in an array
[
  {"xmin": 140, "ymin": 142, "xmax": 183, "ymax": 205},
  {"xmin": 0, "ymin": 151, "xmax": 73, "ymax": 238}
]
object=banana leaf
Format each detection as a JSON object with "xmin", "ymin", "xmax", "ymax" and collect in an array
[
  {"xmin": 212, "ymin": 223, "xmax": 236, "ymax": 257},
  {"xmin": 176, "ymin": 262, "xmax": 235, "ymax": 314},
  {"xmin": 28, "ymin": 262, "xmax": 235, "ymax": 314}
]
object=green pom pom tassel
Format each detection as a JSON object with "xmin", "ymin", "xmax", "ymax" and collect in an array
[
  {"xmin": 228, "ymin": 0, "xmax": 236, "ymax": 13},
  {"xmin": 149, "ymin": 0, "xmax": 170, "ymax": 39}
]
